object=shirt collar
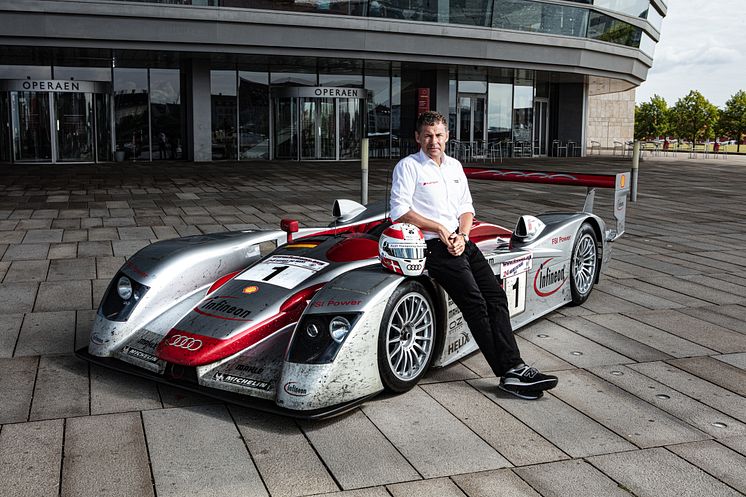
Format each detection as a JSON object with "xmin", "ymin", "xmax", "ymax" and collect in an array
[{"xmin": 417, "ymin": 149, "xmax": 450, "ymax": 167}]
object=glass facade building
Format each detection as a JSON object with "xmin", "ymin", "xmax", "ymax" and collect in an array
[{"xmin": 0, "ymin": 0, "xmax": 664, "ymax": 163}]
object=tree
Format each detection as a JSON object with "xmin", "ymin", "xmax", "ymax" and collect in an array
[
  {"xmin": 719, "ymin": 90, "xmax": 746, "ymax": 153},
  {"xmin": 670, "ymin": 91, "xmax": 719, "ymax": 145},
  {"xmin": 635, "ymin": 95, "xmax": 669, "ymax": 140}
]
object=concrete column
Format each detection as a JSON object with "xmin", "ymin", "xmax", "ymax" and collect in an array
[{"xmin": 189, "ymin": 59, "xmax": 212, "ymax": 162}]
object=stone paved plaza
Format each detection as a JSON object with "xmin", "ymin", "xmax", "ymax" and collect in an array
[{"xmin": 1, "ymin": 153, "xmax": 746, "ymax": 497}]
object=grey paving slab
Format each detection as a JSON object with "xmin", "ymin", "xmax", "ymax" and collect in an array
[
  {"xmin": 520, "ymin": 320, "xmax": 633, "ymax": 367},
  {"xmin": 112, "ymin": 239, "xmax": 150, "ymax": 257},
  {"xmin": 512, "ymin": 335, "xmax": 575, "ymax": 372},
  {"xmin": 629, "ymin": 361, "xmax": 746, "ymax": 421},
  {"xmin": 584, "ymin": 313, "xmax": 717, "ymax": 358},
  {"xmin": 15, "ymin": 311, "xmax": 76, "ymax": 356},
  {"xmin": 450, "ymin": 468, "xmax": 542, "ymax": 497},
  {"xmin": 514, "ymin": 459, "xmax": 632, "ymax": 497},
  {"xmin": 551, "ymin": 369, "xmax": 710, "ymax": 448},
  {"xmin": 667, "ymin": 356, "xmax": 746, "ymax": 396},
  {"xmin": 0, "ymin": 419, "xmax": 63, "ymax": 497},
  {"xmin": 35, "ymin": 280, "xmax": 91, "ymax": 312},
  {"xmin": 613, "ymin": 278, "xmax": 712, "ymax": 307},
  {"xmin": 0, "ymin": 230, "xmax": 25, "ymax": 244},
  {"xmin": 143, "ymin": 405, "xmax": 268, "ymax": 497},
  {"xmin": 667, "ymin": 440, "xmax": 746, "ymax": 494},
  {"xmin": 48, "ymin": 242, "xmax": 78, "ymax": 259},
  {"xmin": 715, "ymin": 352, "xmax": 746, "ymax": 369},
  {"xmin": 77, "ymin": 241, "xmax": 113, "ymax": 257},
  {"xmin": 0, "ymin": 356, "xmax": 37, "ymax": 423},
  {"xmin": 0, "ymin": 281, "xmax": 38, "ymax": 314},
  {"xmin": 680, "ymin": 273, "xmax": 746, "ymax": 297},
  {"xmin": 157, "ymin": 384, "xmax": 217, "ymax": 408},
  {"xmin": 362, "ymin": 386, "xmax": 510, "ymax": 478},
  {"xmin": 572, "ymin": 288, "xmax": 652, "ymax": 315},
  {"xmin": 549, "ymin": 315, "xmax": 673, "ymax": 362},
  {"xmin": 388, "ymin": 477, "xmax": 466, "ymax": 497},
  {"xmin": 300, "ymin": 409, "xmax": 420, "ymax": 489},
  {"xmin": 95, "ymin": 256, "xmax": 125, "ymax": 279},
  {"xmin": 88, "ymin": 227, "xmax": 119, "ymax": 241},
  {"xmin": 594, "ymin": 278, "xmax": 685, "ymax": 309},
  {"xmin": 30, "ymin": 354, "xmax": 89, "ymax": 421},
  {"xmin": 2, "ymin": 242, "xmax": 50, "ymax": 261},
  {"xmin": 720, "ymin": 435, "xmax": 746, "ymax": 456},
  {"xmin": 61, "ymin": 229, "xmax": 88, "ymax": 242},
  {"xmin": 23, "ymin": 229, "xmax": 64, "ymax": 244},
  {"xmin": 0, "ymin": 313, "xmax": 23, "ymax": 358},
  {"xmin": 629, "ymin": 309, "xmax": 746, "ymax": 353},
  {"xmin": 47, "ymin": 257, "xmax": 96, "ymax": 281},
  {"xmin": 460, "ymin": 350, "xmax": 496, "ymax": 377},
  {"xmin": 310, "ymin": 488, "xmax": 391, "ymax": 497},
  {"xmin": 421, "ymin": 381, "xmax": 567, "ymax": 466},
  {"xmin": 230, "ymin": 407, "xmax": 338, "ymax": 497},
  {"xmin": 75, "ymin": 309, "xmax": 96, "ymax": 350},
  {"xmin": 62, "ymin": 413, "xmax": 154, "ymax": 497},
  {"xmin": 616, "ymin": 254, "xmax": 700, "ymax": 276},
  {"xmin": 118, "ymin": 226, "xmax": 156, "ymax": 240},
  {"xmin": 3, "ymin": 260, "xmax": 49, "ymax": 282},
  {"xmin": 587, "ymin": 447, "xmax": 743, "ymax": 497},
  {"xmin": 469, "ymin": 378, "xmax": 635, "ymax": 458},
  {"xmin": 420, "ymin": 360, "xmax": 480, "ymax": 384},
  {"xmin": 678, "ymin": 304, "xmax": 746, "ymax": 334},
  {"xmin": 607, "ymin": 259, "xmax": 671, "ymax": 279},
  {"xmin": 640, "ymin": 275, "xmax": 746, "ymax": 305},
  {"xmin": 90, "ymin": 364, "xmax": 161, "ymax": 415},
  {"xmin": 589, "ymin": 364, "xmax": 746, "ymax": 438}
]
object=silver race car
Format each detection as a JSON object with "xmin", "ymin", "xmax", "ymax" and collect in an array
[{"xmin": 77, "ymin": 167, "xmax": 630, "ymax": 418}]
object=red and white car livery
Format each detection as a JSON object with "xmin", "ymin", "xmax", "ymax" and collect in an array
[{"xmin": 78, "ymin": 167, "xmax": 630, "ymax": 418}]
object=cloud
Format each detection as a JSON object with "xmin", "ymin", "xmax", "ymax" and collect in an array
[{"xmin": 654, "ymin": 44, "xmax": 741, "ymax": 70}]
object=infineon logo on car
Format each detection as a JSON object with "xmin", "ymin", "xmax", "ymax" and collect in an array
[
  {"xmin": 533, "ymin": 259, "xmax": 568, "ymax": 297},
  {"xmin": 283, "ymin": 381, "xmax": 308, "ymax": 396}
]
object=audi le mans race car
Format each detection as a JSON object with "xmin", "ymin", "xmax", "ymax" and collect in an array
[{"xmin": 76, "ymin": 167, "xmax": 630, "ymax": 418}]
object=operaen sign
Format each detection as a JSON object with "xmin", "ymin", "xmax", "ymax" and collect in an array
[{"xmin": 0, "ymin": 79, "xmax": 105, "ymax": 93}]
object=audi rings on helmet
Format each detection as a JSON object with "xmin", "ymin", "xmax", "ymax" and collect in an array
[{"xmin": 167, "ymin": 334, "xmax": 203, "ymax": 351}]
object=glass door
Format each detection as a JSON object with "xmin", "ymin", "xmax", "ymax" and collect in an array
[
  {"xmin": 339, "ymin": 98, "xmax": 360, "ymax": 159},
  {"xmin": 11, "ymin": 91, "xmax": 52, "ymax": 162},
  {"xmin": 457, "ymin": 95, "xmax": 486, "ymax": 145},
  {"xmin": 533, "ymin": 98, "xmax": 549, "ymax": 156},
  {"xmin": 301, "ymin": 97, "xmax": 336, "ymax": 160},
  {"xmin": 274, "ymin": 97, "xmax": 299, "ymax": 160},
  {"xmin": 0, "ymin": 93, "xmax": 10, "ymax": 162},
  {"xmin": 55, "ymin": 92, "xmax": 94, "ymax": 162}
]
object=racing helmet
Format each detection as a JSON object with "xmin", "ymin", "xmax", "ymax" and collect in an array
[{"xmin": 378, "ymin": 223, "xmax": 427, "ymax": 276}]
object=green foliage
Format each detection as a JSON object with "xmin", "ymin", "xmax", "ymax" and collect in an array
[
  {"xmin": 635, "ymin": 95, "xmax": 669, "ymax": 140},
  {"xmin": 719, "ymin": 90, "xmax": 746, "ymax": 152},
  {"xmin": 670, "ymin": 91, "xmax": 719, "ymax": 144}
]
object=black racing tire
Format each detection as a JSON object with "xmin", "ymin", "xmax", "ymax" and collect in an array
[
  {"xmin": 570, "ymin": 222, "xmax": 599, "ymax": 306},
  {"xmin": 378, "ymin": 280, "xmax": 436, "ymax": 393}
]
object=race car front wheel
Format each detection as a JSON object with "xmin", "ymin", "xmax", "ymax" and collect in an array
[
  {"xmin": 378, "ymin": 281, "xmax": 435, "ymax": 393},
  {"xmin": 570, "ymin": 222, "xmax": 598, "ymax": 305}
]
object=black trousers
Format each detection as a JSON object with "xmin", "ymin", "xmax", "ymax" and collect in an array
[{"xmin": 426, "ymin": 239, "xmax": 523, "ymax": 376}]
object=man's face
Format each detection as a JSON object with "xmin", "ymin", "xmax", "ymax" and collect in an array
[{"xmin": 416, "ymin": 122, "xmax": 449, "ymax": 164}]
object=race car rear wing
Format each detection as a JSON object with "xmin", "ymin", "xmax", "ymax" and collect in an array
[{"xmin": 463, "ymin": 167, "xmax": 631, "ymax": 241}]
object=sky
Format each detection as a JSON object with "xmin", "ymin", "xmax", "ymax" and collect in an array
[{"xmin": 635, "ymin": 0, "xmax": 746, "ymax": 109}]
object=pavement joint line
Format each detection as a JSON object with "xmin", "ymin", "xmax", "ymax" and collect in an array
[{"xmin": 225, "ymin": 405, "xmax": 274, "ymax": 497}]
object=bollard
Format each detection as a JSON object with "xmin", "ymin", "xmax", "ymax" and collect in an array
[
  {"xmin": 361, "ymin": 137, "xmax": 369, "ymax": 205},
  {"xmin": 631, "ymin": 140, "xmax": 640, "ymax": 202}
]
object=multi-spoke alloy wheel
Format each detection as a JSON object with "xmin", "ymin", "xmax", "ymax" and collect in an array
[
  {"xmin": 570, "ymin": 223, "xmax": 598, "ymax": 305},
  {"xmin": 378, "ymin": 281, "xmax": 435, "ymax": 392}
]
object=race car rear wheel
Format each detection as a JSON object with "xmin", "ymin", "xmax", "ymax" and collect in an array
[
  {"xmin": 570, "ymin": 223, "xmax": 598, "ymax": 305},
  {"xmin": 378, "ymin": 281, "xmax": 435, "ymax": 393}
]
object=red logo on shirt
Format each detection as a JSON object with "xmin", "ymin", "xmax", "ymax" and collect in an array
[{"xmin": 422, "ymin": 181, "xmax": 439, "ymax": 186}]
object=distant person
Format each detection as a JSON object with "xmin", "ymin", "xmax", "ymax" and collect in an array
[{"xmin": 158, "ymin": 132, "xmax": 168, "ymax": 160}]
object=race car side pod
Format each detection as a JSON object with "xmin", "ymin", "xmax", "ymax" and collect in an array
[{"xmin": 463, "ymin": 168, "xmax": 631, "ymax": 242}]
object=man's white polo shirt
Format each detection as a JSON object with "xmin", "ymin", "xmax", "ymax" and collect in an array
[{"xmin": 389, "ymin": 149, "xmax": 474, "ymax": 240}]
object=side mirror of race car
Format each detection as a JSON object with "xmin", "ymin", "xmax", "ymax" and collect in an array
[{"xmin": 280, "ymin": 218, "xmax": 299, "ymax": 243}]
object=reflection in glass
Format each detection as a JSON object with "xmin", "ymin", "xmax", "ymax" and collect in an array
[
  {"xmin": 211, "ymin": 70, "xmax": 237, "ymax": 160},
  {"xmin": 0, "ymin": 93, "xmax": 10, "ymax": 162},
  {"xmin": 53, "ymin": 66, "xmax": 112, "ymax": 81},
  {"xmin": 11, "ymin": 91, "xmax": 52, "ymax": 161},
  {"xmin": 319, "ymin": 60, "xmax": 363, "ymax": 87},
  {"xmin": 365, "ymin": 69, "xmax": 391, "ymax": 158},
  {"xmin": 492, "ymin": 0, "xmax": 588, "ymax": 37},
  {"xmin": 114, "ymin": 68, "xmax": 149, "ymax": 160},
  {"xmin": 488, "ymin": 82, "xmax": 512, "ymax": 142},
  {"xmin": 640, "ymin": 32, "xmax": 656, "ymax": 57},
  {"xmin": 593, "ymin": 0, "xmax": 648, "ymax": 18},
  {"xmin": 55, "ymin": 92, "xmax": 94, "ymax": 161},
  {"xmin": 239, "ymin": 71, "xmax": 270, "ymax": 159},
  {"xmin": 449, "ymin": 0, "xmax": 491, "ymax": 27},
  {"xmin": 151, "ymin": 69, "xmax": 182, "ymax": 160},
  {"xmin": 301, "ymin": 98, "xmax": 336, "ymax": 159},
  {"xmin": 0, "ymin": 65, "xmax": 51, "ymax": 79},
  {"xmin": 646, "ymin": 4, "xmax": 663, "ymax": 31},
  {"xmin": 96, "ymin": 93, "xmax": 112, "ymax": 162},
  {"xmin": 587, "ymin": 12, "xmax": 641, "ymax": 47},
  {"xmin": 391, "ymin": 64, "xmax": 402, "ymax": 157},
  {"xmin": 274, "ymin": 97, "xmax": 299, "ymax": 160},
  {"xmin": 339, "ymin": 98, "xmax": 361, "ymax": 159},
  {"xmin": 512, "ymin": 81, "xmax": 533, "ymax": 143}
]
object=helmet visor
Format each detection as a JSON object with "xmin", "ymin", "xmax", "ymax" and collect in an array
[{"xmin": 383, "ymin": 244, "xmax": 425, "ymax": 260}]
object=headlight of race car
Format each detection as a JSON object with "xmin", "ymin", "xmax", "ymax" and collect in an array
[
  {"xmin": 288, "ymin": 313, "xmax": 360, "ymax": 364},
  {"xmin": 99, "ymin": 271, "xmax": 150, "ymax": 322}
]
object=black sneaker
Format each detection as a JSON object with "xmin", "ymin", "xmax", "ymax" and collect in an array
[
  {"xmin": 500, "ymin": 365, "xmax": 558, "ymax": 395},
  {"xmin": 498, "ymin": 383, "xmax": 545, "ymax": 400}
]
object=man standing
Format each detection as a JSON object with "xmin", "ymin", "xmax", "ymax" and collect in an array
[{"xmin": 389, "ymin": 111, "xmax": 558, "ymax": 399}]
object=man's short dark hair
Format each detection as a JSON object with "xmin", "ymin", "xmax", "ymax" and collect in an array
[{"xmin": 416, "ymin": 111, "xmax": 448, "ymax": 133}]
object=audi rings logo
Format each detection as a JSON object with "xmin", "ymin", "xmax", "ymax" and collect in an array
[
  {"xmin": 167, "ymin": 334, "xmax": 203, "ymax": 351},
  {"xmin": 406, "ymin": 263, "xmax": 422, "ymax": 271}
]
